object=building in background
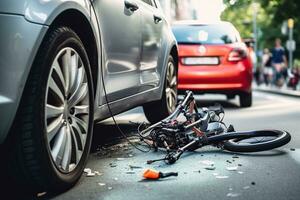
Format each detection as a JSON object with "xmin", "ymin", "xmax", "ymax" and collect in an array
[{"xmin": 159, "ymin": 0, "xmax": 225, "ymax": 23}]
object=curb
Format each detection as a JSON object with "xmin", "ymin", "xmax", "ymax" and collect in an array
[{"xmin": 254, "ymin": 87, "xmax": 300, "ymax": 98}]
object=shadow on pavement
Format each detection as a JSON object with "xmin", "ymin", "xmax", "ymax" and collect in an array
[
  {"xmin": 189, "ymin": 148, "xmax": 288, "ymax": 157},
  {"xmin": 91, "ymin": 122, "xmax": 139, "ymax": 153}
]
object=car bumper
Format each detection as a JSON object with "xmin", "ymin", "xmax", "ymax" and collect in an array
[
  {"xmin": 178, "ymin": 62, "xmax": 252, "ymax": 94},
  {"xmin": 0, "ymin": 13, "xmax": 48, "ymax": 143}
]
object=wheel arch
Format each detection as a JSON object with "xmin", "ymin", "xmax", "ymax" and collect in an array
[{"xmin": 47, "ymin": 9, "xmax": 99, "ymax": 96}]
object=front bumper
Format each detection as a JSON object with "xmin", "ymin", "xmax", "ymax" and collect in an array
[
  {"xmin": 178, "ymin": 62, "xmax": 252, "ymax": 94},
  {"xmin": 0, "ymin": 13, "xmax": 48, "ymax": 143}
]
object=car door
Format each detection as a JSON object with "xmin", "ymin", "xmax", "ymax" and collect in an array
[
  {"xmin": 92, "ymin": 0, "xmax": 142, "ymax": 102},
  {"xmin": 138, "ymin": 0, "xmax": 164, "ymax": 90}
]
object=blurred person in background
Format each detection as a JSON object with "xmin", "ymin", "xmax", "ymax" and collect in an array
[
  {"xmin": 262, "ymin": 48, "xmax": 273, "ymax": 85},
  {"xmin": 244, "ymin": 39, "xmax": 259, "ymax": 84},
  {"xmin": 287, "ymin": 61, "xmax": 300, "ymax": 90},
  {"xmin": 271, "ymin": 38, "xmax": 288, "ymax": 87}
]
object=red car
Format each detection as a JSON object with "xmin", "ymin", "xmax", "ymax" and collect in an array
[{"xmin": 172, "ymin": 21, "xmax": 253, "ymax": 107}]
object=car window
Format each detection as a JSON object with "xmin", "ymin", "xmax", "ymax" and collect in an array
[
  {"xmin": 172, "ymin": 24, "xmax": 239, "ymax": 44},
  {"xmin": 141, "ymin": 0, "xmax": 153, "ymax": 6}
]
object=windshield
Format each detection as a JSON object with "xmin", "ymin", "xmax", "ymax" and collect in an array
[{"xmin": 172, "ymin": 24, "xmax": 239, "ymax": 44}]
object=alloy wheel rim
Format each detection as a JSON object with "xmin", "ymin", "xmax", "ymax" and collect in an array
[
  {"xmin": 165, "ymin": 61, "xmax": 177, "ymax": 114},
  {"xmin": 45, "ymin": 47, "xmax": 90, "ymax": 173}
]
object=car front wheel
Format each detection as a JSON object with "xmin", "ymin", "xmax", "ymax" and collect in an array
[{"xmin": 9, "ymin": 27, "xmax": 94, "ymax": 194}]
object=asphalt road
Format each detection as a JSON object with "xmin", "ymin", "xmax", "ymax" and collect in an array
[{"xmin": 20, "ymin": 91, "xmax": 300, "ymax": 199}]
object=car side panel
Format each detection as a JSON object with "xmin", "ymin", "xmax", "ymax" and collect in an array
[
  {"xmin": 92, "ymin": 0, "xmax": 142, "ymax": 102},
  {"xmin": 0, "ymin": 14, "xmax": 48, "ymax": 143}
]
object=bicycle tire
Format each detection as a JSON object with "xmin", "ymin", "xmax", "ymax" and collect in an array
[{"xmin": 206, "ymin": 130, "xmax": 291, "ymax": 152}]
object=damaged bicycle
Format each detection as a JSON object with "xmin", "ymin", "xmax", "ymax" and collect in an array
[{"xmin": 138, "ymin": 91, "xmax": 291, "ymax": 164}]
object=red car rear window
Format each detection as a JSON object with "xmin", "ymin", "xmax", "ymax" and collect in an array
[{"xmin": 172, "ymin": 23, "xmax": 239, "ymax": 45}]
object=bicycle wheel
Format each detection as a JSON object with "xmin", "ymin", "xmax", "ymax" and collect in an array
[{"xmin": 222, "ymin": 130, "xmax": 291, "ymax": 152}]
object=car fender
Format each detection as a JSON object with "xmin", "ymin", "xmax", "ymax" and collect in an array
[{"xmin": 156, "ymin": 23, "xmax": 178, "ymax": 100}]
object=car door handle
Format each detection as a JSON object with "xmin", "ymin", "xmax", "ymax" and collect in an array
[
  {"xmin": 154, "ymin": 15, "xmax": 162, "ymax": 24},
  {"xmin": 125, "ymin": 0, "xmax": 139, "ymax": 12}
]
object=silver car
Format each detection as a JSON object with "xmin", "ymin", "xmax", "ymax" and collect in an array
[{"xmin": 0, "ymin": 0, "xmax": 178, "ymax": 193}]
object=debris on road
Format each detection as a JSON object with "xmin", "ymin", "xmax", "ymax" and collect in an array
[
  {"xmin": 129, "ymin": 165, "xmax": 142, "ymax": 169},
  {"xmin": 108, "ymin": 187, "xmax": 113, "ymax": 190},
  {"xmin": 84, "ymin": 168, "xmax": 92, "ymax": 173},
  {"xmin": 290, "ymin": 148, "xmax": 296, "ymax": 151},
  {"xmin": 84, "ymin": 168, "xmax": 102, "ymax": 177},
  {"xmin": 98, "ymin": 183, "xmax": 106, "ymax": 186},
  {"xmin": 94, "ymin": 171, "xmax": 102, "ymax": 176},
  {"xmin": 109, "ymin": 163, "xmax": 117, "ymax": 168},
  {"xmin": 143, "ymin": 169, "xmax": 178, "ymax": 180},
  {"xmin": 200, "ymin": 160, "xmax": 215, "ymax": 166},
  {"xmin": 226, "ymin": 166, "xmax": 238, "ymax": 171},
  {"xmin": 238, "ymin": 171, "xmax": 244, "ymax": 174},
  {"xmin": 243, "ymin": 186, "xmax": 250, "ymax": 190},
  {"xmin": 126, "ymin": 171, "xmax": 136, "ymax": 174},
  {"xmin": 232, "ymin": 155, "xmax": 239, "ymax": 159},
  {"xmin": 251, "ymin": 181, "xmax": 256, "ymax": 185},
  {"xmin": 215, "ymin": 175, "xmax": 229, "ymax": 179},
  {"xmin": 86, "ymin": 172, "xmax": 96, "ymax": 177},
  {"xmin": 226, "ymin": 192, "xmax": 241, "ymax": 198},
  {"xmin": 204, "ymin": 166, "xmax": 216, "ymax": 170},
  {"xmin": 116, "ymin": 158, "xmax": 126, "ymax": 161}
]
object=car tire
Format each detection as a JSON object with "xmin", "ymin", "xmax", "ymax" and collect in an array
[
  {"xmin": 143, "ymin": 56, "xmax": 178, "ymax": 124},
  {"xmin": 239, "ymin": 92, "xmax": 252, "ymax": 107},
  {"xmin": 226, "ymin": 94, "xmax": 235, "ymax": 100},
  {"xmin": 8, "ymin": 27, "xmax": 94, "ymax": 194}
]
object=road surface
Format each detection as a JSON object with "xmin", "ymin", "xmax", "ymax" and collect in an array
[{"xmin": 13, "ymin": 91, "xmax": 300, "ymax": 199}]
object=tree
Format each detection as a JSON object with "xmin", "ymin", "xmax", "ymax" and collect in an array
[{"xmin": 222, "ymin": 0, "xmax": 300, "ymax": 59}]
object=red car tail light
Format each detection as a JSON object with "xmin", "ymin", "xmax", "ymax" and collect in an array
[{"xmin": 228, "ymin": 48, "xmax": 247, "ymax": 62}]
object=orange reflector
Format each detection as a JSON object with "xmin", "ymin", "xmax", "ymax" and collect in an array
[{"xmin": 143, "ymin": 169, "xmax": 160, "ymax": 179}]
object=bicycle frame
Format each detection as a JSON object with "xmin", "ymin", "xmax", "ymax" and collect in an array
[{"xmin": 140, "ymin": 91, "xmax": 211, "ymax": 137}]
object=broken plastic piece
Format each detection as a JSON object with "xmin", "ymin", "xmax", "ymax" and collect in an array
[
  {"xmin": 226, "ymin": 166, "xmax": 238, "ymax": 171},
  {"xmin": 84, "ymin": 168, "xmax": 92, "ymax": 173},
  {"xmin": 86, "ymin": 172, "xmax": 96, "ymax": 177},
  {"xmin": 204, "ymin": 166, "xmax": 216, "ymax": 170},
  {"xmin": 94, "ymin": 171, "xmax": 102, "ymax": 176},
  {"xmin": 243, "ymin": 186, "xmax": 250, "ymax": 190},
  {"xmin": 143, "ymin": 169, "xmax": 178, "ymax": 180},
  {"xmin": 129, "ymin": 165, "xmax": 142, "ymax": 169},
  {"xmin": 215, "ymin": 175, "xmax": 229, "ymax": 179},
  {"xmin": 109, "ymin": 163, "xmax": 117, "ymax": 167},
  {"xmin": 226, "ymin": 193, "xmax": 240, "ymax": 197},
  {"xmin": 200, "ymin": 160, "xmax": 215, "ymax": 165}
]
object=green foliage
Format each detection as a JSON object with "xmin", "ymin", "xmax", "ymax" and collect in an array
[{"xmin": 222, "ymin": 0, "xmax": 300, "ymax": 58}]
